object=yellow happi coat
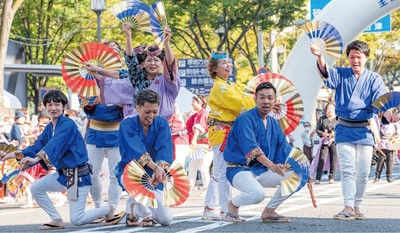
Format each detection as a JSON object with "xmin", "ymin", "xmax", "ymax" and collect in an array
[{"xmin": 207, "ymin": 77, "xmax": 255, "ymax": 146}]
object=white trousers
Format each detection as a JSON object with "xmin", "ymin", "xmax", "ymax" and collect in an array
[
  {"xmin": 125, "ymin": 189, "xmax": 173, "ymax": 226},
  {"xmin": 87, "ymin": 144, "xmax": 122, "ymax": 209},
  {"xmin": 174, "ymin": 144, "xmax": 191, "ymax": 170},
  {"xmin": 188, "ymin": 150, "xmax": 213, "ymax": 189},
  {"xmin": 31, "ymin": 172, "xmax": 110, "ymax": 225},
  {"xmin": 204, "ymin": 145, "xmax": 231, "ymax": 213},
  {"xmin": 336, "ymin": 143, "xmax": 373, "ymax": 208},
  {"xmin": 231, "ymin": 170, "xmax": 292, "ymax": 210}
]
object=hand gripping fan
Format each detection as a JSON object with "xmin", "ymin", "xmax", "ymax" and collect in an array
[
  {"xmin": 163, "ymin": 161, "xmax": 190, "ymax": 207},
  {"xmin": 109, "ymin": 0, "xmax": 151, "ymax": 33},
  {"xmin": 150, "ymin": 1, "xmax": 168, "ymax": 48},
  {"xmin": 62, "ymin": 42, "xmax": 123, "ymax": 98},
  {"xmin": 302, "ymin": 20, "xmax": 344, "ymax": 60},
  {"xmin": 245, "ymin": 73, "xmax": 304, "ymax": 135},
  {"xmin": 122, "ymin": 160, "xmax": 158, "ymax": 208},
  {"xmin": 281, "ymin": 148, "xmax": 310, "ymax": 196},
  {"xmin": 372, "ymin": 92, "xmax": 400, "ymax": 112}
]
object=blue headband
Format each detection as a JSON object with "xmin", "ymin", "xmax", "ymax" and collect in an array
[{"xmin": 211, "ymin": 52, "xmax": 228, "ymax": 59}]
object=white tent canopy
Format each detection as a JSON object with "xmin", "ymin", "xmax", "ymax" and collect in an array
[{"xmin": 3, "ymin": 90, "xmax": 22, "ymax": 109}]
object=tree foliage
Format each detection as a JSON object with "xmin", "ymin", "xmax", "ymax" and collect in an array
[
  {"xmin": 0, "ymin": 0, "xmax": 24, "ymax": 113},
  {"xmin": 166, "ymin": 0, "xmax": 308, "ymax": 82},
  {"xmin": 360, "ymin": 10, "xmax": 400, "ymax": 91},
  {"xmin": 10, "ymin": 0, "xmax": 398, "ymax": 113}
]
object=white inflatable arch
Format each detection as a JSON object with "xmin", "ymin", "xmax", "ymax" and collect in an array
[{"xmin": 281, "ymin": 0, "xmax": 400, "ymax": 148}]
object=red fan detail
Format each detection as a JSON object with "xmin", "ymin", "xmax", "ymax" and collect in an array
[
  {"xmin": 245, "ymin": 73, "xmax": 304, "ymax": 135},
  {"xmin": 122, "ymin": 160, "xmax": 157, "ymax": 208},
  {"xmin": 163, "ymin": 161, "xmax": 190, "ymax": 207},
  {"xmin": 122, "ymin": 160, "xmax": 190, "ymax": 208},
  {"xmin": 62, "ymin": 42, "xmax": 123, "ymax": 98}
]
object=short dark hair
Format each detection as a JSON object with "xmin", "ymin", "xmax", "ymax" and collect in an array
[
  {"xmin": 255, "ymin": 82, "xmax": 277, "ymax": 95},
  {"xmin": 324, "ymin": 102, "xmax": 335, "ymax": 113},
  {"xmin": 136, "ymin": 89, "xmax": 160, "ymax": 106},
  {"xmin": 42, "ymin": 90, "xmax": 68, "ymax": 106},
  {"xmin": 346, "ymin": 40, "xmax": 370, "ymax": 57}
]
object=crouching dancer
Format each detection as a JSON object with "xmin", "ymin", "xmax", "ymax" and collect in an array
[
  {"xmin": 1, "ymin": 90, "xmax": 113, "ymax": 230},
  {"xmin": 115, "ymin": 89, "xmax": 173, "ymax": 227},
  {"xmin": 224, "ymin": 82, "xmax": 293, "ymax": 223}
]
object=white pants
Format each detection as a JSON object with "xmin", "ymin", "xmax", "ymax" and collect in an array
[
  {"xmin": 231, "ymin": 170, "xmax": 292, "ymax": 210},
  {"xmin": 175, "ymin": 144, "xmax": 191, "ymax": 169},
  {"xmin": 31, "ymin": 172, "xmax": 110, "ymax": 225},
  {"xmin": 336, "ymin": 143, "xmax": 373, "ymax": 208},
  {"xmin": 87, "ymin": 144, "xmax": 122, "ymax": 209},
  {"xmin": 204, "ymin": 145, "xmax": 231, "ymax": 213},
  {"xmin": 188, "ymin": 150, "xmax": 213, "ymax": 189},
  {"xmin": 125, "ymin": 189, "xmax": 173, "ymax": 226}
]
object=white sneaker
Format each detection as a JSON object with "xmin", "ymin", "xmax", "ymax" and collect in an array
[
  {"xmin": 322, "ymin": 174, "xmax": 329, "ymax": 181},
  {"xmin": 202, "ymin": 208, "xmax": 220, "ymax": 221}
]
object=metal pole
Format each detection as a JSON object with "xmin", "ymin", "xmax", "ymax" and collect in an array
[
  {"xmin": 257, "ymin": 25, "xmax": 264, "ymax": 68},
  {"xmin": 67, "ymin": 88, "xmax": 72, "ymax": 109},
  {"xmin": 96, "ymin": 11, "xmax": 101, "ymax": 43},
  {"xmin": 269, "ymin": 28, "xmax": 278, "ymax": 73}
]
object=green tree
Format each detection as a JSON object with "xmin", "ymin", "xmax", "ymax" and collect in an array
[
  {"xmin": 0, "ymin": 0, "xmax": 24, "ymax": 113},
  {"xmin": 166, "ymin": 0, "xmax": 308, "ymax": 82},
  {"xmin": 361, "ymin": 10, "xmax": 400, "ymax": 91},
  {"xmin": 11, "ymin": 0, "xmax": 93, "ymax": 112},
  {"xmin": 9, "ymin": 0, "xmax": 155, "ymax": 112}
]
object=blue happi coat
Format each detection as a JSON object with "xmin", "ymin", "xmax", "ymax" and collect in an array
[
  {"xmin": 22, "ymin": 114, "xmax": 90, "ymax": 187},
  {"xmin": 84, "ymin": 104, "xmax": 124, "ymax": 148},
  {"xmin": 321, "ymin": 66, "xmax": 387, "ymax": 145},
  {"xmin": 224, "ymin": 108, "xmax": 292, "ymax": 184},
  {"xmin": 116, "ymin": 116, "xmax": 173, "ymax": 190}
]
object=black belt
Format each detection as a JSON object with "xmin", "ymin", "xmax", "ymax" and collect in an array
[
  {"xmin": 62, "ymin": 163, "xmax": 92, "ymax": 177},
  {"xmin": 337, "ymin": 117, "xmax": 369, "ymax": 128}
]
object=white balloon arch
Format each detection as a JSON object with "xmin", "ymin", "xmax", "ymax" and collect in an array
[{"xmin": 281, "ymin": 0, "xmax": 400, "ymax": 148}]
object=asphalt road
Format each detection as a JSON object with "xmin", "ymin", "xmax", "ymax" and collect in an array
[{"xmin": 1, "ymin": 164, "xmax": 399, "ymax": 233}]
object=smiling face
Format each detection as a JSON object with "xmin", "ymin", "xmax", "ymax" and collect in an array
[
  {"xmin": 45, "ymin": 101, "xmax": 65, "ymax": 121},
  {"xmin": 136, "ymin": 102, "xmax": 159, "ymax": 129},
  {"xmin": 348, "ymin": 50, "xmax": 368, "ymax": 76},
  {"xmin": 214, "ymin": 58, "xmax": 233, "ymax": 80},
  {"xmin": 254, "ymin": 88, "xmax": 277, "ymax": 119},
  {"xmin": 143, "ymin": 56, "xmax": 163, "ymax": 78}
]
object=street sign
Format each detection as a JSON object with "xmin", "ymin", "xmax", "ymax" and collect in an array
[
  {"xmin": 310, "ymin": 0, "xmax": 391, "ymax": 33},
  {"xmin": 178, "ymin": 58, "xmax": 236, "ymax": 95}
]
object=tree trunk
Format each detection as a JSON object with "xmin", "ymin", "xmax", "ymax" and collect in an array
[{"xmin": 0, "ymin": 0, "xmax": 24, "ymax": 114}]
